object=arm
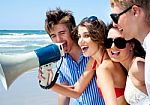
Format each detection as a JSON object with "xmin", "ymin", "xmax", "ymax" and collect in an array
[
  {"xmin": 51, "ymin": 57, "xmax": 95, "ymax": 98},
  {"xmin": 58, "ymin": 95, "xmax": 70, "ymax": 105},
  {"xmin": 131, "ymin": 57, "xmax": 147, "ymax": 94},
  {"xmin": 38, "ymin": 57, "xmax": 95, "ymax": 98},
  {"xmin": 131, "ymin": 57, "xmax": 145, "ymax": 82},
  {"xmin": 58, "ymin": 82, "xmax": 70, "ymax": 105},
  {"xmin": 96, "ymin": 61, "xmax": 118, "ymax": 105},
  {"xmin": 52, "ymin": 68, "xmax": 95, "ymax": 98},
  {"xmin": 38, "ymin": 67, "xmax": 71, "ymax": 105}
]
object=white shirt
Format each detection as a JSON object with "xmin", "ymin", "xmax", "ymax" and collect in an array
[
  {"xmin": 125, "ymin": 76, "xmax": 150, "ymax": 105},
  {"xmin": 143, "ymin": 32, "xmax": 150, "ymax": 98}
]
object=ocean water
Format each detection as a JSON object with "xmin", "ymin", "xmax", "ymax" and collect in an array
[{"xmin": 0, "ymin": 30, "xmax": 59, "ymax": 105}]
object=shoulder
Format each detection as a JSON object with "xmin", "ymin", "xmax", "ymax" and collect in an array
[
  {"xmin": 131, "ymin": 57, "xmax": 145, "ymax": 71},
  {"xmin": 130, "ymin": 57, "xmax": 145, "ymax": 80},
  {"xmin": 97, "ymin": 59, "xmax": 115, "ymax": 75},
  {"xmin": 100, "ymin": 59, "xmax": 117, "ymax": 71},
  {"xmin": 134, "ymin": 57, "xmax": 145, "ymax": 62}
]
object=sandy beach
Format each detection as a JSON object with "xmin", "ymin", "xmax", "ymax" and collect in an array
[{"xmin": 0, "ymin": 69, "xmax": 58, "ymax": 105}]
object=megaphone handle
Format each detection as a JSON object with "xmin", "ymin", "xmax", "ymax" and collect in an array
[
  {"xmin": 40, "ymin": 63, "xmax": 52, "ymax": 86},
  {"xmin": 39, "ymin": 57, "xmax": 63, "ymax": 89}
]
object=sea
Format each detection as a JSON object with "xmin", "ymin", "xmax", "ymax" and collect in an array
[{"xmin": 0, "ymin": 30, "xmax": 59, "ymax": 105}]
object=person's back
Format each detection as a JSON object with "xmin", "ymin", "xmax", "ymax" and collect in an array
[{"xmin": 44, "ymin": 8, "xmax": 104, "ymax": 105}]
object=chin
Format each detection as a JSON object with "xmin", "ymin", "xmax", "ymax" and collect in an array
[
  {"xmin": 111, "ymin": 58, "xmax": 120, "ymax": 62},
  {"xmin": 83, "ymin": 53, "xmax": 89, "ymax": 57}
]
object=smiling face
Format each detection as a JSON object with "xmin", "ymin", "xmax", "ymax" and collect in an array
[
  {"xmin": 106, "ymin": 27, "xmax": 133, "ymax": 63},
  {"xmin": 110, "ymin": 1, "xmax": 140, "ymax": 41},
  {"xmin": 78, "ymin": 26, "xmax": 99, "ymax": 57},
  {"xmin": 49, "ymin": 24, "xmax": 75, "ymax": 53}
]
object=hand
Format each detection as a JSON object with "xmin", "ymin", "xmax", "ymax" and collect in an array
[
  {"xmin": 38, "ymin": 64, "xmax": 54, "ymax": 86},
  {"xmin": 38, "ymin": 67, "xmax": 44, "ymax": 81}
]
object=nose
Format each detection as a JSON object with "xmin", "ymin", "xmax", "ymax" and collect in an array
[
  {"xmin": 111, "ymin": 42, "xmax": 115, "ymax": 48},
  {"xmin": 78, "ymin": 37, "xmax": 84, "ymax": 45},
  {"xmin": 113, "ymin": 22, "xmax": 118, "ymax": 28},
  {"xmin": 55, "ymin": 35, "xmax": 62, "ymax": 43},
  {"xmin": 112, "ymin": 21, "xmax": 123, "ymax": 30}
]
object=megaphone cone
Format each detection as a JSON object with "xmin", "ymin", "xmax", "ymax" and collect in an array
[{"xmin": 0, "ymin": 43, "xmax": 64, "ymax": 90}]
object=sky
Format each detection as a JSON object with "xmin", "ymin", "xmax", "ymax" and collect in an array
[{"xmin": 0, "ymin": 0, "xmax": 112, "ymax": 30}]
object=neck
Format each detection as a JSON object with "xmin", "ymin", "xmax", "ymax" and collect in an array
[
  {"xmin": 120, "ymin": 56, "xmax": 134, "ymax": 71},
  {"xmin": 68, "ymin": 44, "xmax": 81, "ymax": 62},
  {"xmin": 92, "ymin": 49, "xmax": 108, "ymax": 65},
  {"xmin": 137, "ymin": 21, "xmax": 150, "ymax": 43}
]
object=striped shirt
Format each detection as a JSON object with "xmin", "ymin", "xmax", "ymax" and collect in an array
[{"xmin": 57, "ymin": 53, "xmax": 105, "ymax": 105}]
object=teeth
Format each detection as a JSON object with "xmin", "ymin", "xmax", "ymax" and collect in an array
[
  {"xmin": 112, "ymin": 51, "xmax": 119, "ymax": 54},
  {"xmin": 111, "ymin": 51, "xmax": 120, "ymax": 55},
  {"xmin": 81, "ymin": 46, "xmax": 88, "ymax": 52},
  {"xmin": 81, "ymin": 46, "xmax": 88, "ymax": 49}
]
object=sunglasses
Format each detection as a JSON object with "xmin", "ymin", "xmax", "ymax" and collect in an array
[
  {"xmin": 82, "ymin": 16, "xmax": 98, "ymax": 24},
  {"xmin": 105, "ymin": 37, "xmax": 129, "ymax": 49},
  {"xmin": 110, "ymin": 5, "xmax": 133, "ymax": 24}
]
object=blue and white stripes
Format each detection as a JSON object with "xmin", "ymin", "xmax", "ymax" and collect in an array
[{"xmin": 57, "ymin": 53, "xmax": 105, "ymax": 105}]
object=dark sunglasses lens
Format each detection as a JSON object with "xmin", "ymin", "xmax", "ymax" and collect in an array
[
  {"xmin": 89, "ymin": 16, "xmax": 98, "ymax": 22},
  {"xmin": 105, "ymin": 38, "xmax": 113, "ymax": 48},
  {"xmin": 82, "ymin": 17, "xmax": 88, "ymax": 22},
  {"xmin": 110, "ymin": 14, "xmax": 119, "ymax": 24},
  {"xmin": 114, "ymin": 38, "xmax": 126, "ymax": 49}
]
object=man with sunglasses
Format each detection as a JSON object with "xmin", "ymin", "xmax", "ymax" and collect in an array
[
  {"xmin": 109, "ymin": 0, "xmax": 150, "ymax": 97},
  {"xmin": 38, "ymin": 8, "xmax": 104, "ymax": 105}
]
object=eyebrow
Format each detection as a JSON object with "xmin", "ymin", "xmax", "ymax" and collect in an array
[{"xmin": 77, "ymin": 32, "xmax": 89, "ymax": 36}]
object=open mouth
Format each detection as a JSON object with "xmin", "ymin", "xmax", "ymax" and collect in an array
[
  {"xmin": 81, "ymin": 46, "xmax": 88, "ymax": 53},
  {"xmin": 111, "ymin": 50, "xmax": 120, "ymax": 57},
  {"xmin": 62, "ymin": 42, "xmax": 67, "ymax": 51}
]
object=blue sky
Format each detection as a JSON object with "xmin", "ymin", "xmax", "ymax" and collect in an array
[{"xmin": 0, "ymin": 0, "xmax": 112, "ymax": 30}]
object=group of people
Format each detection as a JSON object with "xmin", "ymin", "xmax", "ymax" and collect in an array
[{"xmin": 38, "ymin": 0, "xmax": 150, "ymax": 105}]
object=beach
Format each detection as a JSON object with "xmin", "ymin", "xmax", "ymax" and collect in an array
[
  {"xmin": 0, "ymin": 30, "xmax": 59, "ymax": 105},
  {"xmin": 0, "ymin": 70, "xmax": 58, "ymax": 105}
]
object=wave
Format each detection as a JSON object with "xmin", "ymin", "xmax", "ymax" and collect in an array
[{"xmin": 0, "ymin": 30, "xmax": 53, "ymax": 54}]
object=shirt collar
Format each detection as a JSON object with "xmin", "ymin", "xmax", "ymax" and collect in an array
[
  {"xmin": 143, "ymin": 32, "xmax": 150, "ymax": 51},
  {"xmin": 64, "ymin": 53, "xmax": 88, "ymax": 63}
]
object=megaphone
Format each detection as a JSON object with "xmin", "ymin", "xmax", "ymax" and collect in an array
[{"xmin": 0, "ymin": 43, "xmax": 64, "ymax": 90}]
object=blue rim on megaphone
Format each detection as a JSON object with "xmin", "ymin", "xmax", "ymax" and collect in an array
[{"xmin": 0, "ymin": 43, "xmax": 64, "ymax": 90}]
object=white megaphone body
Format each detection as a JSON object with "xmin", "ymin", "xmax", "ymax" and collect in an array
[{"xmin": 0, "ymin": 43, "xmax": 64, "ymax": 90}]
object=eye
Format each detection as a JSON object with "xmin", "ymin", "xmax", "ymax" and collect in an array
[
  {"xmin": 60, "ymin": 31, "xmax": 65, "ymax": 35},
  {"xmin": 84, "ymin": 34, "xmax": 90, "ymax": 38},
  {"xmin": 50, "ymin": 34, "xmax": 56, "ymax": 39}
]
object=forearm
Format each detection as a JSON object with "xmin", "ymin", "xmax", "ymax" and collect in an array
[
  {"xmin": 51, "ymin": 83, "xmax": 82, "ymax": 98},
  {"xmin": 51, "ymin": 69, "xmax": 95, "ymax": 98},
  {"xmin": 58, "ymin": 94, "xmax": 70, "ymax": 105}
]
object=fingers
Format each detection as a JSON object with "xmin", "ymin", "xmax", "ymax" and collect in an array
[
  {"xmin": 38, "ymin": 64, "xmax": 54, "ymax": 86},
  {"xmin": 38, "ymin": 67, "xmax": 44, "ymax": 80},
  {"xmin": 48, "ymin": 70, "xmax": 54, "ymax": 84}
]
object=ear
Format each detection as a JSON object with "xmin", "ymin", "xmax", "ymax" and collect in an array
[
  {"xmin": 130, "ymin": 42, "xmax": 135, "ymax": 50},
  {"xmin": 131, "ymin": 5, "xmax": 141, "ymax": 16}
]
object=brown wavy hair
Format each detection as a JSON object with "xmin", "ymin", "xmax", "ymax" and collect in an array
[
  {"xmin": 75, "ymin": 16, "xmax": 108, "ymax": 49},
  {"xmin": 45, "ymin": 8, "xmax": 78, "ymax": 43}
]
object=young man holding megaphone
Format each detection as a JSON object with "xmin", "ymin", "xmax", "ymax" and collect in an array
[{"xmin": 38, "ymin": 8, "xmax": 104, "ymax": 105}]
